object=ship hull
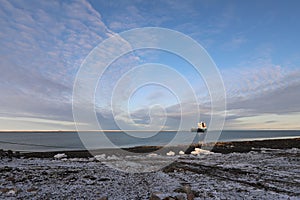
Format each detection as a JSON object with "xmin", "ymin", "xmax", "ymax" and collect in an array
[
  {"xmin": 191, "ymin": 128, "xmax": 207, "ymax": 133},
  {"xmin": 197, "ymin": 128, "xmax": 207, "ymax": 133}
]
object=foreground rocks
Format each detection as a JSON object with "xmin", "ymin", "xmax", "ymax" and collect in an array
[
  {"xmin": 1, "ymin": 147, "xmax": 299, "ymax": 199},
  {"xmin": 0, "ymin": 149, "xmax": 20, "ymax": 158}
]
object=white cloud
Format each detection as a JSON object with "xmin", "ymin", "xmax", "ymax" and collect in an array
[
  {"xmin": 225, "ymin": 112, "xmax": 300, "ymax": 130},
  {"xmin": 1, "ymin": 0, "xmax": 299, "ymax": 131},
  {"xmin": 222, "ymin": 63, "xmax": 300, "ymax": 129},
  {"xmin": 0, "ymin": 0, "xmax": 115, "ymax": 129}
]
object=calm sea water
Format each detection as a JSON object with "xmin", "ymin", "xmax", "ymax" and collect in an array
[{"xmin": 0, "ymin": 130, "xmax": 299, "ymax": 152}]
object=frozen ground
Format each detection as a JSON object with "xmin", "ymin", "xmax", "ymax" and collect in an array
[{"xmin": 0, "ymin": 148, "xmax": 299, "ymax": 199}]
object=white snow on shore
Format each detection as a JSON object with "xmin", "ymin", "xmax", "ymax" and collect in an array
[
  {"xmin": 1, "ymin": 148, "xmax": 299, "ymax": 199},
  {"xmin": 191, "ymin": 148, "xmax": 213, "ymax": 155},
  {"xmin": 166, "ymin": 151, "xmax": 175, "ymax": 156},
  {"xmin": 53, "ymin": 153, "xmax": 67, "ymax": 159}
]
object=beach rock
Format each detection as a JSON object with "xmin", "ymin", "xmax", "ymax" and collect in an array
[
  {"xmin": 163, "ymin": 197, "xmax": 176, "ymax": 200},
  {"xmin": 186, "ymin": 193, "xmax": 194, "ymax": 200},
  {"xmin": 99, "ymin": 177, "xmax": 110, "ymax": 181},
  {"xmin": 1, "ymin": 187, "xmax": 18, "ymax": 195},
  {"xmin": 174, "ymin": 185, "xmax": 194, "ymax": 200},
  {"xmin": 7, "ymin": 150, "xmax": 13, "ymax": 158},
  {"xmin": 5, "ymin": 176, "xmax": 16, "ymax": 182},
  {"xmin": 14, "ymin": 151, "xmax": 21, "ymax": 158},
  {"xmin": 27, "ymin": 187, "xmax": 38, "ymax": 193},
  {"xmin": 0, "ymin": 188, "xmax": 10, "ymax": 193},
  {"xmin": 0, "ymin": 149, "xmax": 4, "ymax": 157},
  {"xmin": 149, "ymin": 193, "xmax": 162, "ymax": 200},
  {"xmin": 0, "ymin": 166, "xmax": 13, "ymax": 173},
  {"xmin": 174, "ymin": 194, "xmax": 186, "ymax": 200},
  {"xmin": 41, "ymin": 171, "xmax": 48, "ymax": 175}
]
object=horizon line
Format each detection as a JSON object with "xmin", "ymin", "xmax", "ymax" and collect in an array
[{"xmin": 0, "ymin": 129, "xmax": 299, "ymax": 133}]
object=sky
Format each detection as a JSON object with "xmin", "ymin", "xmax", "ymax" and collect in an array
[{"xmin": 1, "ymin": 0, "xmax": 300, "ymax": 130}]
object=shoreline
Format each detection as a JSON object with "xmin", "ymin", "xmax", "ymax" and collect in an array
[
  {"xmin": 2, "ymin": 137, "xmax": 298, "ymax": 158},
  {"xmin": 1, "ymin": 138, "xmax": 299, "ymax": 199}
]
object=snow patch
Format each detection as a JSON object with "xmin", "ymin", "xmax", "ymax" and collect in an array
[
  {"xmin": 147, "ymin": 153, "xmax": 158, "ymax": 157},
  {"xmin": 179, "ymin": 151, "xmax": 185, "ymax": 155},
  {"xmin": 166, "ymin": 151, "xmax": 175, "ymax": 156},
  {"xmin": 191, "ymin": 148, "xmax": 213, "ymax": 155},
  {"xmin": 94, "ymin": 154, "xmax": 106, "ymax": 160},
  {"xmin": 54, "ymin": 153, "xmax": 67, "ymax": 159}
]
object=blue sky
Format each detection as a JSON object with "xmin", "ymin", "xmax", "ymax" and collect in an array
[{"xmin": 1, "ymin": 0, "xmax": 300, "ymax": 130}]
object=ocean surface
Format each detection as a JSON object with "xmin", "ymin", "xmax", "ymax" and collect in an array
[{"xmin": 0, "ymin": 130, "xmax": 299, "ymax": 152}]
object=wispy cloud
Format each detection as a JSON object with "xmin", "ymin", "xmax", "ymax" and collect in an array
[
  {"xmin": 0, "ymin": 0, "xmax": 114, "ymax": 129},
  {"xmin": 1, "ymin": 0, "xmax": 300, "ymax": 130},
  {"xmin": 222, "ymin": 61, "xmax": 300, "ymax": 129}
]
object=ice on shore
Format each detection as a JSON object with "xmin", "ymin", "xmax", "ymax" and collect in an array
[
  {"xmin": 106, "ymin": 155, "xmax": 120, "ymax": 160},
  {"xmin": 94, "ymin": 154, "xmax": 106, "ymax": 160},
  {"xmin": 53, "ymin": 153, "xmax": 67, "ymax": 159},
  {"xmin": 179, "ymin": 151, "xmax": 185, "ymax": 155},
  {"xmin": 147, "ymin": 153, "xmax": 158, "ymax": 157},
  {"xmin": 191, "ymin": 148, "xmax": 213, "ymax": 155},
  {"xmin": 166, "ymin": 151, "xmax": 175, "ymax": 156}
]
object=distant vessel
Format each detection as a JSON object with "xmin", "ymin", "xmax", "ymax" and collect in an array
[{"xmin": 191, "ymin": 121, "xmax": 207, "ymax": 133}]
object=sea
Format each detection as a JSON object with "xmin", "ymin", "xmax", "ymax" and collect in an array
[{"xmin": 0, "ymin": 130, "xmax": 299, "ymax": 152}]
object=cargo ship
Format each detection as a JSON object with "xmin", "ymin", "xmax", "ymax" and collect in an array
[{"xmin": 191, "ymin": 121, "xmax": 207, "ymax": 133}]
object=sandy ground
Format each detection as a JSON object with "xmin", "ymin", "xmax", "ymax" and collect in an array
[{"xmin": 1, "ymin": 147, "xmax": 300, "ymax": 199}]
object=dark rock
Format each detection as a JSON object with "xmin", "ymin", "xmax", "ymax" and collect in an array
[
  {"xmin": 186, "ymin": 193, "xmax": 194, "ymax": 200},
  {"xmin": 7, "ymin": 150, "xmax": 13, "ymax": 158},
  {"xmin": 5, "ymin": 176, "xmax": 15, "ymax": 182},
  {"xmin": 174, "ymin": 185, "xmax": 191, "ymax": 194},
  {"xmin": 66, "ymin": 170, "xmax": 80, "ymax": 174},
  {"xmin": 99, "ymin": 177, "xmax": 110, "ymax": 181},
  {"xmin": 14, "ymin": 151, "xmax": 21, "ymax": 158},
  {"xmin": 174, "ymin": 185, "xmax": 194, "ymax": 200},
  {"xmin": 0, "ymin": 188, "xmax": 10, "ymax": 193},
  {"xmin": 0, "ymin": 166, "xmax": 13, "ymax": 173},
  {"xmin": 0, "ymin": 149, "xmax": 4, "ymax": 157},
  {"xmin": 149, "ymin": 193, "xmax": 162, "ymax": 200},
  {"xmin": 27, "ymin": 187, "xmax": 39, "ymax": 193},
  {"xmin": 0, "ymin": 187, "xmax": 18, "ymax": 195},
  {"xmin": 163, "ymin": 197, "xmax": 176, "ymax": 200},
  {"xmin": 41, "ymin": 171, "xmax": 48, "ymax": 175},
  {"xmin": 175, "ymin": 194, "xmax": 186, "ymax": 200}
]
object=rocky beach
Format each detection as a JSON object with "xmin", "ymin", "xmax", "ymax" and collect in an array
[{"xmin": 0, "ymin": 138, "xmax": 300, "ymax": 199}]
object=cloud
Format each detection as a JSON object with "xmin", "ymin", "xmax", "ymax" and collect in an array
[
  {"xmin": 1, "ymin": 0, "xmax": 299, "ymax": 131},
  {"xmin": 222, "ymin": 64, "xmax": 300, "ymax": 129},
  {"xmin": 0, "ymin": 0, "xmax": 115, "ymax": 129},
  {"xmin": 228, "ymin": 80, "xmax": 300, "ymax": 115},
  {"xmin": 224, "ymin": 112, "xmax": 300, "ymax": 130},
  {"xmin": 222, "ymin": 62, "xmax": 298, "ymax": 99}
]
